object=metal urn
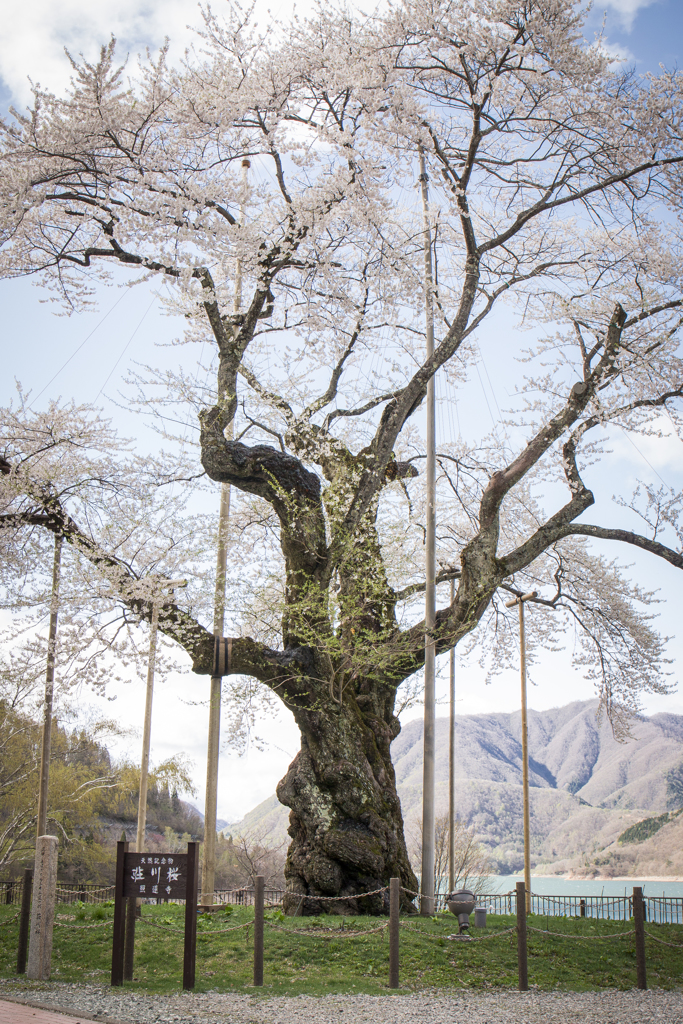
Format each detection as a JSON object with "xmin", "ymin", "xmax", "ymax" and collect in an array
[{"xmin": 446, "ymin": 889, "xmax": 476, "ymax": 933}]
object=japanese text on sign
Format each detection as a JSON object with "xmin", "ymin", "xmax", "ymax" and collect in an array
[{"xmin": 122, "ymin": 852, "xmax": 188, "ymax": 900}]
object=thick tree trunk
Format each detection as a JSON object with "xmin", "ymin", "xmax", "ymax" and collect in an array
[{"xmin": 276, "ymin": 681, "xmax": 418, "ymax": 915}]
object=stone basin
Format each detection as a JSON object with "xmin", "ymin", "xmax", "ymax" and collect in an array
[{"xmin": 446, "ymin": 889, "xmax": 476, "ymax": 933}]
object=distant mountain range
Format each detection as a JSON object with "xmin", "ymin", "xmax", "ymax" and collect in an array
[
  {"xmin": 185, "ymin": 805, "xmax": 230, "ymax": 832},
  {"xmin": 224, "ymin": 699, "xmax": 683, "ymax": 878}
]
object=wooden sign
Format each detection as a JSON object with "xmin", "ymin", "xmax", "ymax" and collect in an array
[
  {"xmin": 122, "ymin": 853, "xmax": 187, "ymax": 901},
  {"xmin": 111, "ymin": 841, "xmax": 198, "ymax": 990}
]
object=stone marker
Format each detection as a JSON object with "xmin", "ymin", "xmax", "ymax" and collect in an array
[{"xmin": 27, "ymin": 835, "xmax": 58, "ymax": 980}]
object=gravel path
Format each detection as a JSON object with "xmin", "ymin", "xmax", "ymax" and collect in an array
[{"xmin": 2, "ymin": 982, "xmax": 683, "ymax": 1024}]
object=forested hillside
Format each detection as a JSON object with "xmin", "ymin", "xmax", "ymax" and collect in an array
[
  {"xmin": 0, "ymin": 676, "xmax": 289, "ymax": 890},
  {"xmin": 0, "ymin": 683, "xmax": 203, "ymax": 884}
]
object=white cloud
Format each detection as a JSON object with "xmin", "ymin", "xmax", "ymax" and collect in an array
[
  {"xmin": 0, "ymin": 0, "xmax": 198, "ymax": 107},
  {"xmin": 0, "ymin": 0, "xmax": 393, "ymax": 109},
  {"xmin": 604, "ymin": 0, "xmax": 660, "ymax": 33},
  {"xmin": 0, "ymin": 0, "xmax": 311, "ymax": 109}
]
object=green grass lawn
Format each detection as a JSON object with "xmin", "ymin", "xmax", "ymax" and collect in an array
[{"xmin": 0, "ymin": 902, "xmax": 681, "ymax": 995}]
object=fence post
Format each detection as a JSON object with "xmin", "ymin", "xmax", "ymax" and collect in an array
[
  {"xmin": 16, "ymin": 869, "xmax": 33, "ymax": 974},
  {"xmin": 516, "ymin": 880, "xmax": 528, "ymax": 992},
  {"xmin": 111, "ymin": 840, "xmax": 128, "ymax": 986},
  {"xmin": 633, "ymin": 886, "xmax": 647, "ymax": 991},
  {"xmin": 183, "ymin": 841, "xmax": 198, "ymax": 991},
  {"xmin": 389, "ymin": 877, "xmax": 400, "ymax": 988},
  {"xmin": 254, "ymin": 874, "xmax": 264, "ymax": 986}
]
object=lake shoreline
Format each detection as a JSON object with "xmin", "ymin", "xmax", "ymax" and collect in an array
[{"xmin": 536, "ymin": 874, "xmax": 683, "ymax": 882}]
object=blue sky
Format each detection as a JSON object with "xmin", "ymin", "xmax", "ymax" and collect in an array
[
  {"xmin": 1, "ymin": 0, "xmax": 682, "ymax": 822},
  {"xmin": 589, "ymin": 0, "xmax": 683, "ymax": 69}
]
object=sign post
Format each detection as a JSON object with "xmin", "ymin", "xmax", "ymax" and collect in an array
[
  {"xmin": 111, "ymin": 840, "xmax": 128, "ymax": 986},
  {"xmin": 112, "ymin": 840, "xmax": 198, "ymax": 989},
  {"xmin": 183, "ymin": 842, "xmax": 198, "ymax": 990}
]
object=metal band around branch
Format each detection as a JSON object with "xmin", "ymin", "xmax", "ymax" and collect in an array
[{"xmin": 213, "ymin": 637, "xmax": 232, "ymax": 676}]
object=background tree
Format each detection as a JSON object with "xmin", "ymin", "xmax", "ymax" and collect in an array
[
  {"xmin": 1, "ymin": 0, "xmax": 683, "ymax": 911},
  {"xmin": 0, "ymin": 644, "xmax": 200, "ymax": 878},
  {"xmin": 0, "ymin": 651, "xmax": 118, "ymax": 869},
  {"xmin": 407, "ymin": 813, "xmax": 492, "ymax": 899}
]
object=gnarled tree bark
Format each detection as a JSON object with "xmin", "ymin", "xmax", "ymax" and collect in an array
[{"xmin": 277, "ymin": 688, "xmax": 416, "ymax": 914}]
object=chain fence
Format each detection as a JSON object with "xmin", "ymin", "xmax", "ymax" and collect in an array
[
  {"xmin": 445, "ymin": 927, "xmax": 517, "ymax": 942},
  {"xmin": 2, "ymin": 874, "xmax": 681, "ymax": 998},
  {"xmin": 55, "ymin": 885, "xmax": 115, "ymax": 905},
  {"xmin": 267, "ymin": 920, "xmax": 388, "ymax": 938},
  {"xmin": 53, "ymin": 918, "xmax": 112, "ymax": 930},
  {"xmin": 643, "ymin": 929, "xmax": 683, "ymax": 949},
  {"xmin": 527, "ymin": 924, "xmax": 635, "ymax": 941},
  {"xmin": 138, "ymin": 916, "xmax": 252, "ymax": 937}
]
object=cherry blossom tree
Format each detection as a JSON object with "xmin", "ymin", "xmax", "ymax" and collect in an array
[{"xmin": 1, "ymin": 0, "xmax": 683, "ymax": 910}]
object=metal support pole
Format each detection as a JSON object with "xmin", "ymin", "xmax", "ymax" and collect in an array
[
  {"xmin": 122, "ymin": 595, "xmax": 160, "ymax": 975},
  {"xmin": 633, "ymin": 886, "xmax": 647, "ymax": 990},
  {"xmin": 202, "ymin": 674, "xmax": 222, "ymax": 905},
  {"xmin": 202, "ymin": 480, "xmax": 230, "ymax": 906},
  {"xmin": 128, "ymin": 579, "xmax": 185, "ymax": 963},
  {"xmin": 505, "ymin": 592, "xmax": 537, "ymax": 914},
  {"xmin": 516, "ymin": 880, "xmax": 528, "ymax": 992},
  {"xmin": 419, "ymin": 144, "xmax": 436, "ymax": 917},
  {"xmin": 389, "ymin": 877, "xmax": 400, "ymax": 988},
  {"xmin": 36, "ymin": 534, "xmax": 62, "ymax": 839},
  {"xmin": 254, "ymin": 874, "xmax": 264, "ymax": 986},
  {"xmin": 518, "ymin": 599, "xmax": 531, "ymax": 914},
  {"xmin": 201, "ymin": 157, "xmax": 250, "ymax": 905},
  {"xmin": 137, "ymin": 597, "xmax": 159, "ymax": 856},
  {"xmin": 448, "ymin": 579, "xmax": 455, "ymax": 893}
]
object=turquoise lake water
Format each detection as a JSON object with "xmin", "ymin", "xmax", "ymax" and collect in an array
[{"xmin": 490, "ymin": 875, "xmax": 683, "ymax": 898}]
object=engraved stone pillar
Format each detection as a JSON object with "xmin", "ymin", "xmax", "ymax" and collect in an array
[{"xmin": 27, "ymin": 835, "xmax": 58, "ymax": 980}]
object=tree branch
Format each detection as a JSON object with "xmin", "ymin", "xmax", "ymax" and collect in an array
[
  {"xmin": 558, "ymin": 524, "xmax": 683, "ymax": 571},
  {"xmin": 393, "ymin": 566, "xmax": 461, "ymax": 602},
  {"xmin": 479, "ymin": 155, "xmax": 683, "ymax": 256},
  {"xmin": 0, "ymin": 468, "xmax": 315, "ymax": 686}
]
